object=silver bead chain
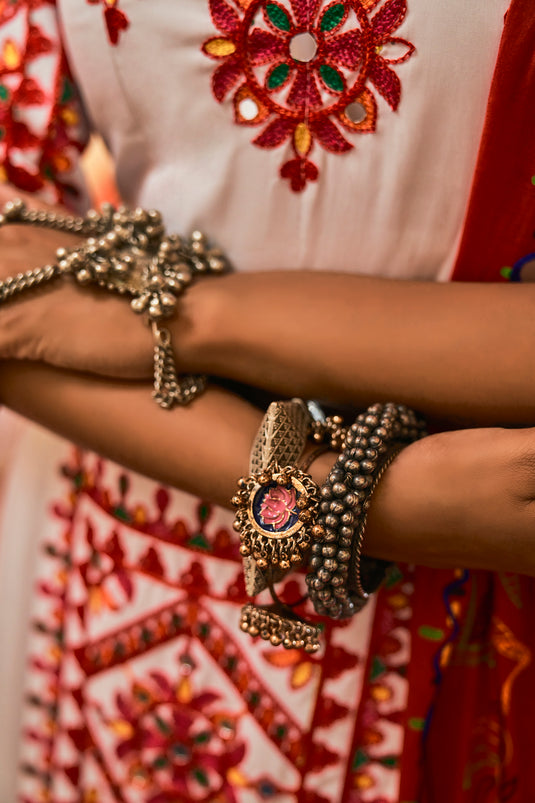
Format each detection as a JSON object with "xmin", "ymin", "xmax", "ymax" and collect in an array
[{"xmin": 306, "ymin": 402, "xmax": 426, "ymax": 619}]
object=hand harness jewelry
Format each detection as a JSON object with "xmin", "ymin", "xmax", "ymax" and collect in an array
[
  {"xmin": 0, "ymin": 199, "xmax": 230, "ymax": 408},
  {"xmin": 232, "ymin": 399, "xmax": 426, "ymax": 652}
]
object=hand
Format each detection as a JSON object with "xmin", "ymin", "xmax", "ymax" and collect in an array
[
  {"xmin": 359, "ymin": 426, "xmax": 535, "ymax": 576},
  {"xmin": 0, "ymin": 186, "xmax": 157, "ymax": 378}
]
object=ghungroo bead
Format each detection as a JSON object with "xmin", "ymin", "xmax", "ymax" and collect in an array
[
  {"xmin": 306, "ymin": 403, "xmax": 426, "ymax": 619},
  {"xmin": 0, "ymin": 199, "xmax": 230, "ymax": 409}
]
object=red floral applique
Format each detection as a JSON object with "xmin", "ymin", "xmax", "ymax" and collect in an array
[
  {"xmin": 203, "ymin": 0, "xmax": 415, "ymax": 191},
  {"xmin": 87, "ymin": 0, "xmax": 130, "ymax": 45}
]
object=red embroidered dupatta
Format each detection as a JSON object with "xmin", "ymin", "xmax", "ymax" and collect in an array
[{"xmin": 400, "ymin": 2, "xmax": 535, "ymax": 800}]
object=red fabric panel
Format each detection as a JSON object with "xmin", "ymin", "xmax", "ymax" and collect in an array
[
  {"xmin": 452, "ymin": 0, "xmax": 535, "ymax": 283},
  {"xmin": 404, "ymin": 3, "xmax": 535, "ymax": 801}
]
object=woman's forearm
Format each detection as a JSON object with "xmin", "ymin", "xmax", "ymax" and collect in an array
[
  {"xmin": 1, "ymin": 192, "xmax": 533, "ymax": 425},
  {"xmin": 0, "ymin": 361, "xmax": 263, "ymax": 507},
  {"xmin": 4, "ymin": 361, "xmax": 535, "ymax": 576},
  {"xmin": 183, "ymin": 272, "xmax": 535, "ymax": 425}
]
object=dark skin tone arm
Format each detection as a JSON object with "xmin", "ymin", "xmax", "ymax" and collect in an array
[
  {"xmin": 2, "ymin": 190, "xmax": 535, "ymax": 577},
  {"xmin": 2, "ymin": 360, "xmax": 535, "ymax": 577},
  {"xmin": 0, "ymin": 186, "xmax": 531, "ymax": 427}
]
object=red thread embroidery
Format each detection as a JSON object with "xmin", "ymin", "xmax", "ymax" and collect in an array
[
  {"xmin": 87, "ymin": 0, "xmax": 130, "ymax": 45},
  {"xmin": 203, "ymin": 0, "xmax": 415, "ymax": 191},
  {"xmin": 0, "ymin": 1, "xmax": 88, "ymax": 204}
]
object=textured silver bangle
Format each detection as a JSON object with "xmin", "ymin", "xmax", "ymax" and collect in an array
[
  {"xmin": 350, "ymin": 446, "xmax": 402, "ymax": 599},
  {"xmin": 232, "ymin": 399, "xmax": 426, "ymax": 652},
  {"xmin": 0, "ymin": 199, "xmax": 230, "ymax": 409},
  {"xmin": 306, "ymin": 402, "xmax": 426, "ymax": 619}
]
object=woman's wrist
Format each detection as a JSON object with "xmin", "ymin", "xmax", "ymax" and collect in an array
[
  {"xmin": 168, "ymin": 274, "xmax": 226, "ymax": 373},
  {"xmin": 363, "ymin": 427, "xmax": 535, "ymax": 575},
  {"xmin": 0, "ymin": 289, "xmax": 38, "ymax": 362},
  {"xmin": 306, "ymin": 447, "xmax": 337, "ymax": 487},
  {"xmin": 169, "ymin": 270, "xmax": 535, "ymax": 425}
]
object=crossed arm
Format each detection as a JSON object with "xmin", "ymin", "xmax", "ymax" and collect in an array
[
  {"xmin": 4, "ymin": 230, "xmax": 533, "ymax": 425},
  {"xmin": 1, "ymin": 189, "xmax": 535, "ymax": 575},
  {"xmin": 176, "ymin": 272, "xmax": 535, "ymax": 425}
]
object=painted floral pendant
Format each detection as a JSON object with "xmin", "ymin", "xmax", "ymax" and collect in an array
[
  {"xmin": 203, "ymin": 0, "xmax": 415, "ymax": 191},
  {"xmin": 232, "ymin": 465, "xmax": 322, "ymax": 571}
]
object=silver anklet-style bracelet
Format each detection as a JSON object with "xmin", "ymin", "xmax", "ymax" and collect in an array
[{"xmin": 0, "ymin": 199, "xmax": 230, "ymax": 408}]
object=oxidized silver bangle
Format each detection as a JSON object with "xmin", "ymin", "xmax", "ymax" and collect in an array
[
  {"xmin": 232, "ymin": 399, "xmax": 426, "ymax": 652},
  {"xmin": 306, "ymin": 402, "xmax": 426, "ymax": 619},
  {"xmin": 240, "ymin": 602, "xmax": 320, "ymax": 653},
  {"xmin": 0, "ymin": 199, "xmax": 230, "ymax": 408}
]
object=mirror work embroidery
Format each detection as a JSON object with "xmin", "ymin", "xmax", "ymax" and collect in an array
[{"xmin": 202, "ymin": 0, "xmax": 415, "ymax": 191}]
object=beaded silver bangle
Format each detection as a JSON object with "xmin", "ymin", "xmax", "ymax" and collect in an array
[
  {"xmin": 232, "ymin": 399, "xmax": 426, "ymax": 652},
  {"xmin": 306, "ymin": 402, "xmax": 426, "ymax": 619},
  {"xmin": 0, "ymin": 199, "xmax": 230, "ymax": 408}
]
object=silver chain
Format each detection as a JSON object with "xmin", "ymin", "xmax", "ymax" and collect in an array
[{"xmin": 0, "ymin": 199, "xmax": 230, "ymax": 409}]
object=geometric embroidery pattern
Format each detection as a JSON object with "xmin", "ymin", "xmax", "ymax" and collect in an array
[{"xmin": 20, "ymin": 448, "xmax": 415, "ymax": 802}]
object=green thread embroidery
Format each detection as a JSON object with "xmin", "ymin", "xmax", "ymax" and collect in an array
[
  {"xmin": 267, "ymin": 63, "xmax": 290, "ymax": 90},
  {"xmin": 408, "ymin": 717, "xmax": 425, "ymax": 730},
  {"xmin": 370, "ymin": 655, "xmax": 387, "ymax": 681},
  {"xmin": 418, "ymin": 625, "xmax": 445, "ymax": 641},
  {"xmin": 352, "ymin": 748, "xmax": 369, "ymax": 770},
  {"xmin": 320, "ymin": 3, "xmax": 346, "ymax": 31},
  {"xmin": 320, "ymin": 64, "xmax": 344, "ymax": 92},
  {"xmin": 266, "ymin": 3, "xmax": 291, "ymax": 31}
]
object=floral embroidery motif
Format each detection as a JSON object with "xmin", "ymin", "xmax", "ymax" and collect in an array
[
  {"xmin": 105, "ymin": 662, "xmax": 247, "ymax": 800},
  {"xmin": 203, "ymin": 0, "xmax": 415, "ymax": 191},
  {"xmin": 87, "ymin": 0, "xmax": 130, "ymax": 45},
  {"xmin": 0, "ymin": 1, "xmax": 88, "ymax": 205}
]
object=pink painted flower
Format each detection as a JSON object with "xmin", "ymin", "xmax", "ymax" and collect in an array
[{"xmin": 260, "ymin": 485, "xmax": 297, "ymax": 529}]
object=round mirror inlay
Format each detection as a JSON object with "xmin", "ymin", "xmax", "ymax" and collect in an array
[
  {"xmin": 238, "ymin": 97, "xmax": 260, "ymax": 121},
  {"xmin": 289, "ymin": 32, "xmax": 318, "ymax": 63},
  {"xmin": 345, "ymin": 101, "xmax": 367, "ymax": 124}
]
